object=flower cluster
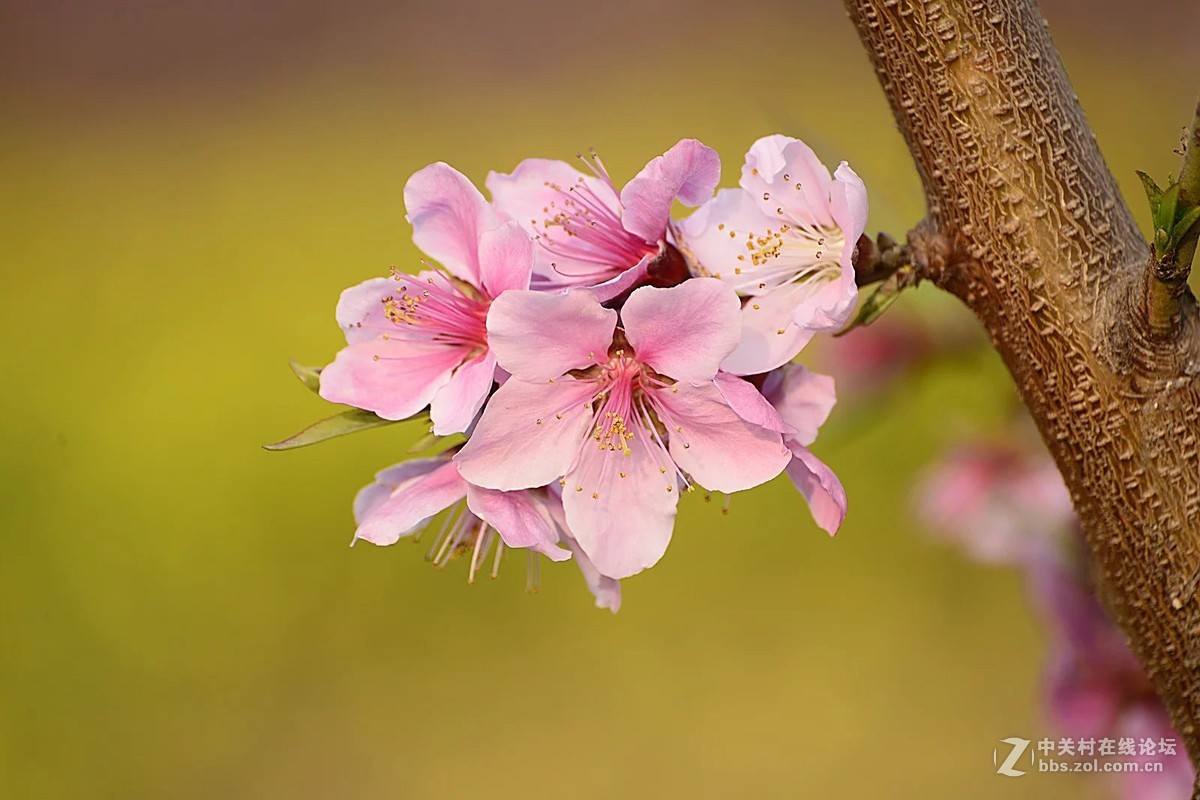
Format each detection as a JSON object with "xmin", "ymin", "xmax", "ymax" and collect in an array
[{"xmin": 309, "ymin": 135, "xmax": 863, "ymax": 609}]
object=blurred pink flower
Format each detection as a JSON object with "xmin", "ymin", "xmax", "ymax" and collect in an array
[
  {"xmin": 1029, "ymin": 551, "xmax": 1193, "ymax": 798},
  {"xmin": 813, "ymin": 311, "xmax": 936, "ymax": 395},
  {"xmin": 319, "ymin": 162, "xmax": 532, "ymax": 434},
  {"xmin": 676, "ymin": 135, "xmax": 867, "ymax": 375},
  {"xmin": 917, "ymin": 430, "xmax": 1191, "ymax": 797},
  {"xmin": 916, "ymin": 439, "xmax": 1075, "ymax": 565},
  {"xmin": 488, "ymin": 139, "xmax": 720, "ymax": 300},
  {"xmin": 353, "ymin": 454, "xmax": 621, "ymax": 612},
  {"xmin": 456, "ymin": 279, "xmax": 790, "ymax": 579}
]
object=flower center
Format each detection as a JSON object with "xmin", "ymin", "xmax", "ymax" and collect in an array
[
  {"xmin": 532, "ymin": 152, "xmax": 657, "ymax": 281},
  {"xmin": 702, "ymin": 221, "xmax": 845, "ymax": 296},
  {"xmin": 381, "ymin": 270, "xmax": 489, "ymax": 350}
]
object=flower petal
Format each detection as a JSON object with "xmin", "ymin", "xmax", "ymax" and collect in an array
[
  {"xmin": 577, "ymin": 253, "xmax": 652, "ymax": 303},
  {"xmin": 760, "ymin": 364, "xmax": 836, "ymax": 446},
  {"xmin": 429, "ymin": 351, "xmax": 497, "ymax": 435},
  {"xmin": 713, "ymin": 371, "xmax": 792, "ymax": 435},
  {"xmin": 562, "ymin": 426, "xmax": 679, "ymax": 579},
  {"xmin": 353, "ymin": 458, "xmax": 445, "ymax": 525},
  {"xmin": 465, "ymin": 485, "xmax": 572, "ymax": 562},
  {"xmin": 563, "ymin": 533, "xmax": 622, "ymax": 612},
  {"xmin": 620, "ymin": 139, "xmax": 721, "ymax": 243},
  {"xmin": 319, "ymin": 338, "xmax": 462, "ymax": 420},
  {"xmin": 335, "ymin": 277, "xmax": 399, "ymax": 345},
  {"xmin": 675, "ymin": 188, "xmax": 781, "ymax": 289},
  {"xmin": 404, "ymin": 162, "xmax": 497, "ymax": 286},
  {"xmin": 830, "ymin": 163, "xmax": 869, "ymax": 254},
  {"xmin": 785, "ymin": 444, "xmax": 847, "ymax": 536},
  {"xmin": 658, "ymin": 381, "xmax": 789, "ymax": 492},
  {"xmin": 478, "ymin": 220, "xmax": 534, "ymax": 298},
  {"xmin": 455, "ymin": 377, "xmax": 596, "ymax": 490},
  {"xmin": 739, "ymin": 135, "xmax": 835, "ymax": 229},
  {"xmin": 487, "ymin": 158, "xmax": 622, "ymax": 285},
  {"xmin": 355, "ymin": 459, "xmax": 467, "ymax": 545},
  {"xmin": 621, "ymin": 279, "xmax": 741, "ymax": 383},
  {"xmin": 720, "ymin": 284, "xmax": 816, "ymax": 376},
  {"xmin": 485, "ymin": 290, "xmax": 616, "ymax": 382}
]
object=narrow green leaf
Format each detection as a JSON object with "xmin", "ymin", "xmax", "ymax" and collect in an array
[
  {"xmin": 1159, "ymin": 183, "xmax": 1182, "ymax": 230},
  {"xmin": 1168, "ymin": 206, "xmax": 1200, "ymax": 251},
  {"xmin": 288, "ymin": 360, "xmax": 323, "ymax": 393},
  {"xmin": 1137, "ymin": 170, "xmax": 1164, "ymax": 218},
  {"xmin": 835, "ymin": 279, "xmax": 904, "ymax": 337},
  {"xmin": 263, "ymin": 409, "xmax": 398, "ymax": 451}
]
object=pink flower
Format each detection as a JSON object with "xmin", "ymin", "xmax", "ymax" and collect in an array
[
  {"xmin": 812, "ymin": 311, "xmax": 936, "ymax": 396},
  {"xmin": 676, "ymin": 135, "xmax": 868, "ymax": 375},
  {"xmin": 353, "ymin": 454, "xmax": 621, "ymax": 611},
  {"xmin": 1028, "ymin": 551, "xmax": 1194, "ymax": 798},
  {"xmin": 319, "ymin": 163, "xmax": 533, "ymax": 434},
  {"xmin": 455, "ymin": 279, "xmax": 791, "ymax": 579},
  {"xmin": 487, "ymin": 139, "xmax": 720, "ymax": 300},
  {"xmin": 758, "ymin": 364, "xmax": 848, "ymax": 535},
  {"xmin": 916, "ymin": 438, "xmax": 1075, "ymax": 565}
]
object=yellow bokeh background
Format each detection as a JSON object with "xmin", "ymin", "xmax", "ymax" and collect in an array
[{"xmin": 2, "ymin": 2, "xmax": 1196, "ymax": 797}]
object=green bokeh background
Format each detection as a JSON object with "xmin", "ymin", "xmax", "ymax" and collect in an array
[{"xmin": 2, "ymin": 2, "xmax": 1195, "ymax": 797}]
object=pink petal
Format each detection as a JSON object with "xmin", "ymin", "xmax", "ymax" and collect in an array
[
  {"xmin": 477, "ymin": 220, "xmax": 534, "ymax": 298},
  {"xmin": 675, "ymin": 188, "xmax": 781, "ymax": 289},
  {"xmin": 830, "ymin": 163, "xmax": 869, "ymax": 252},
  {"xmin": 578, "ymin": 253, "xmax": 652, "ymax": 303},
  {"xmin": 658, "ymin": 381, "xmax": 790, "ymax": 492},
  {"xmin": 404, "ymin": 162, "xmax": 497, "ymax": 286},
  {"xmin": 785, "ymin": 444, "xmax": 847, "ymax": 536},
  {"xmin": 713, "ymin": 371, "xmax": 792, "ymax": 435},
  {"xmin": 539, "ymin": 490, "xmax": 622, "ymax": 610},
  {"xmin": 335, "ymin": 277, "xmax": 399, "ymax": 344},
  {"xmin": 486, "ymin": 158, "xmax": 621, "ymax": 284},
  {"xmin": 720, "ymin": 284, "xmax": 816, "ymax": 376},
  {"xmin": 455, "ymin": 377, "xmax": 596, "ymax": 490},
  {"xmin": 485, "ymin": 290, "xmax": 616, "ymax": 382},
  {"xmin": 739, "ymin": 135, "xmax": 835, "ymax": 229},
  {"xmin": 621, "ymin": 279, "xmax": 741, "ymax": 383},
  {"xmin": 319, "ymin": 338, "xmax": 463, "ymax": 420},
  {"xmin": 355, "ymin": 459, "xmax": 467, "ymax": 545},
  {"xmin": 790, "ymin": 262, "xmax": 859, "ymax": 332},
  {"xmin": 353, "ymin": 458, "xmax": 445, "ymax": 525},
  {"xmin": 620, "ymin": 139, "xmax": 721, "ymax": 243},
  {"xmin": 465, "ymin": 485, "xmax": 572, "ymax": 562},
  {"xmin": 429, "ymin": 351, "xmax": 497, "ymax": 435},
  {"xmin": 563, "ymin": 533, "xmax": 622, "ymax": 612},
  {"xmin": 760, "ymin": 364, "xmax": 836, "ymax": 446},
  {"xmin": 562, "ymin": 429, "xmax": 679, "ymax": 579}
]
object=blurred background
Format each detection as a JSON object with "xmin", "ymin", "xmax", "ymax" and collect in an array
[{"xmin": 2, "ymin": 1, "xmax": 1198, "ymax": 797}]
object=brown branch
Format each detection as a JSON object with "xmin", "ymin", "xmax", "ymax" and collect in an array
[{"xmin": 843, "ymin": 0, "xmax": 1200, "ymax": 789}]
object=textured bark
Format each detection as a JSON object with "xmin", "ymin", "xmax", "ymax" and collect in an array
[{"xmin": 844, "ymin": 0, "xmax": 1200, "ymax": 783}]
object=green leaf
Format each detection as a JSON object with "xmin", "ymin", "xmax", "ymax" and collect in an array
[
  {"xmin": 1138, "ymin": 170, "xmax": 1164, "ymax": 217},
  {"xmin": 1159, "ymin": 183, "xmax": 1182, "ymax": 230},
  {"xmin": 263, "ymin": 409, "xmax": 398, "ymax": 451},
  {"xmin": 288, "ymin": 360, "xmax": 323, "ymax": 393},
  {"xmin": 1168, "ymin": 206, "xmax": 1200, "ymax": 251},
  {"xmin": 835, "ymin": 275, "xmax": 906, "ymax": 336}
]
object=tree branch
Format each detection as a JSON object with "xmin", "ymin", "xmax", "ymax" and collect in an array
[
  {"xmin": 843, "ymin": 0, "xmax": 1200, "ymax": 787},
  {"xmin": 1177, "ymin": 97, "xmax": 1200, "ymax": 272}
]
